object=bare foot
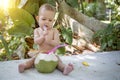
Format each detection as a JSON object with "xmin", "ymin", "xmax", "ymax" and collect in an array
[
  {"xmin": 63, "ymin": 63, "xmax": 74, "ymax": 75},
  {"xmin": 18, "ymin": 64, "xmax": 26, "ymax": 73}
]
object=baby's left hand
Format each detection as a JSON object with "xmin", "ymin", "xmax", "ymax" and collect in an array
[{"xmin": 43, "ymin": 31, "xmax": 48, "ymax": 36}]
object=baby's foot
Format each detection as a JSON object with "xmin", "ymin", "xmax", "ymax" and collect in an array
[
  {"xmin": 18, "ymin": 64, "xmax": 26, "ymax": 73},
  {"xmin": 63, "ymin": 63, "xmax": 74, "ymax": 75}
]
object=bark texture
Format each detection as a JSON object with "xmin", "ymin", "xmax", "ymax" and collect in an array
[{"xmin": 59, "ymin": 1, "xmax": 108, "ymax": 32}]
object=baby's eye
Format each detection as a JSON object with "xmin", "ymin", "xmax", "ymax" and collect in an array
[
  {"xmin": 42, "ymin": 19, "xmax": 46, "ymax": 20},
  {"xmin": 49, "ymin": 19, "xmax": 52, "ymax": 22}
]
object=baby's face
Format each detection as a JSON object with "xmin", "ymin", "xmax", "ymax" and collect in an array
[{"xmin": 38, "ymin": 9, "xmax": 55, "ymax": 30}]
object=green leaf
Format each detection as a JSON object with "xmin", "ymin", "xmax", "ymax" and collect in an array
[
  {"xmin": 55, "ymin": 47, "xmax": 66, "ymax": 55},
  {"xmin": 8, "ymin": 21, "xmax": 33, "ymax": 36},
  {"xmin": 85, "ymin": 3, "xmax": 96, "ymax": 17},
  {"xmin": 61, "ymin": 27, "xmax": 73, "ymax": 45},
  {"xmin": 93, "ymin": 20, "xmax": 120, "ymax": 51},
  {"xmin": 66, "ymin": 0, "xmax": 79, "ymax": 8},
  {"xmin": 108, "ymin": 39, "xmax": 113, "ymax": 47},
  {"xmin": 8, "ymin": 8, "xmax": 35, "ymax": 27},
  {"xmin": 0, "ymin": 35, "xmax": 11, "ymax": 59},
  {"xmin": 46, "ymin": 0, "xmax": 56, "ymax": 6},
  {"xmin": 23, "ymin": 2, "xmax": 39, "ymax": 15},
  {"xmin": 101, "ymin": 43, "xmax": 107, "ymax": 50},
  {"xmin": 8, "ymin": 8, "xmax": 35, "ymax": 36}
]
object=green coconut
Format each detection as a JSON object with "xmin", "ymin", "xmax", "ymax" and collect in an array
[{"xmin": 34, "ymin": 53, "xmax": 58, "ymax": 73}]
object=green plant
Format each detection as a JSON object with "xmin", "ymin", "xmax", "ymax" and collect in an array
[
  {"xmin": 0, "ymin": 8, "xmax": 6, "ymax": 26},
  {"xmin": 55, "ymin": 46, "xmax": 66, "ymax": 55},
  {"xmin": 93, "ymin": 20, "xmax": 120, "ymax": 51},
  {"xmin": 0, "ymin": 35, "xmax": 11, "ymax": 60},
  {"xmin": 7, "ymin": 8, "xmax": 35, "ymax": 36},
  {"xmin": 60, "ymin": 26, "xmax": 73, "ymax": 45},
  {"xmin": 84, "ymin": 2, "xmax": 106, "ymax": 20},
  {"xmin": 55, "ymin": 25, "xmax": 73, "ymax": 55}
]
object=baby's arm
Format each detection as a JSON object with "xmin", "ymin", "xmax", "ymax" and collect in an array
[
  {"xmin": 34, "ymin": 28, "xmax": 45, "ymax": 45},
  {"xmin": 49, "ymin": 29, "xmax": 60, "ymax": 46}
]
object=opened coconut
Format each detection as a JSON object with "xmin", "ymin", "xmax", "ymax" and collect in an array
[{"xmin": 34, "ymin": 53, "xmax": 58, "ymax": 73}]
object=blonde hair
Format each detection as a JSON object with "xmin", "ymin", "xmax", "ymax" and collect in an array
[{"xmin": 39, "ymin": 3, "xmax": 56, "ymax": 15}]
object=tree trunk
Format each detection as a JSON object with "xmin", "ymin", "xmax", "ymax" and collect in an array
[
  {"xmin": 57, "ymin": 1, "xmax": 105, "ymax": 52},
  {"xmin": 59, "ymin": 1, "xmax": 108, "ymax": 32}
]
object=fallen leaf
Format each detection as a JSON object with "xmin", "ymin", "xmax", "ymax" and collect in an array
[{"xmin": 82, "ymin": 61, "xmax": 89, "ymax": 66}]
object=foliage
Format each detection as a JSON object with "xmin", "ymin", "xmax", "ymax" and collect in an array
[
  {"xmin": 114, "ymin": 0, "xmax": 120, "ymax": 5},
  {"xmin": 0, "ymin": 35, "xmax": 29, "ymax": 61},
  {"xmin": 0, "ymin": 0, "xmax": 119, "ymax": 60},
  {"xmin": 45, "ymin": 0, "xmax": 56, "ymax": 6},
  {"xmin": 8, "ymin": 37, "xmax": 24, "ymax": 53},
  {"xmin": 0, "ymin": 8, "xmax": 6, "ymax": 26},
  {"xmin": 83, "ymin": 0, "xmax": 119, "ymax": 20},
  {"xmin": 93, "ymin": 21, "xmax": 120, "ymax": 51},
  {"xmin": 22, "ymin": 0, "xmax": 40, "ymax": 15},
  {"xmin": 66, "ymin": 0, "xmax": 79, "ymax": 8},
  {"xmin": 104, "ymin": 0, "xmax": 119, "ymax": 20},
  {"xmin": 55, "ymin": 46, "xmax": 66, "ymax": 55},
  {"xmin": 0, "ymin": 35, "xmax": 11, "ymax": 60},
  {"xmin": 8, "ymin": 0, "xmax": 21, "ymax": 8},
  {"xmin": 115, "ymin": 6, "xmax": 120, "ymax": 21},
  {"xmin": 54, "ymin": 25, "xmax": 73, "ymax": 55},
  {"xmin": 22, "ymin": 0, "xmax": 56, "ymax": 16},
  {"xmin": 7, "ymin": 8, "xmax": 35, "ymax": 36},
  {"xmin": 60, "ymin": 26, "xmax": 73, "ymax": 45},
  {"xmin": 0, "ymin": 6, "xmax": 35, "ymax": 60},
  {"xmin": 84, "ymin": 2, "xmax": 105, "ymax": 19}
]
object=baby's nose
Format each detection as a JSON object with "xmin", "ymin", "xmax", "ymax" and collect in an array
[{"xmin": 45, "ymin": 20, "xmax": 49, "ymax": 23}]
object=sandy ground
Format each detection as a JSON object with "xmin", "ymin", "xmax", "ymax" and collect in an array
[{"xmin": 0, "ymin": 51, "xmax": 120, "ymax": 80}]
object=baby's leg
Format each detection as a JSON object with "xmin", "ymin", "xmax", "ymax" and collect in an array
[
  {"xmin": 56, "ymin": 56, "xmax": 74, "ymax": 75},
  {"xmin": 18, "ymin": 57, "xmax": 35, "ymax": 73}
]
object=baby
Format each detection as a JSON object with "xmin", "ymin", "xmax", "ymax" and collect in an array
[{"xmin": 18, "ymin": 3, "xmax": 73, "ymax": 75}]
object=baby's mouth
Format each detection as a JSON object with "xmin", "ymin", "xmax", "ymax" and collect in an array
[{"xmin": 43, "ymin": 25, "xmax": 48, "ymax": 31}]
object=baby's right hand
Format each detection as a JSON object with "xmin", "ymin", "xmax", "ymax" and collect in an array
[{"xmin": 43, "ymin": 25, "xmax": 48, "ymax": 36}]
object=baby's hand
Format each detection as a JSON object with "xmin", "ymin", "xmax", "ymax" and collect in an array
[
  {"xmin": 43, "ymin": 25, "xmax": 48, "ymax": 36},
  {"xmin": 43, "ymin": 25, "xmax": 47, "ymax": 31},
  {"xmin": 43, "ymin": 31, "xmax": 48, "ymax": 36}
]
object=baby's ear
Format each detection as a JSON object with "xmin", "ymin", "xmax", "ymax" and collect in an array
[{"xmin": 36, "ymin": 16, "xmax": 39, "ymax": 22}]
